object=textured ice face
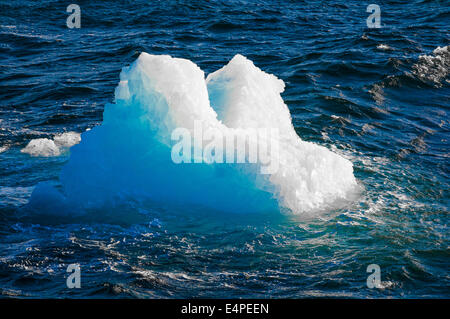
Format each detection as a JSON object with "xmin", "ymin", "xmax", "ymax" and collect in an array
[
  {"xmin": 206, "ymin": 54, "xmax": 358, "ymax": 211},
  {"xmin": 31, "ymin": 53, "xmax": 358, "ymax": 214}
]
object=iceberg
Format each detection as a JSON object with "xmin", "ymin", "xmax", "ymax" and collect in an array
[
  {"xmin": 22, "ymin": 138, "xmax": 61, "ymax": 157},
  {"xmin": 22, "ymin": 132, "xmax": 81, "ymax": 157},
  {"xmin": 29, "ymin": 53, "xmax": 357, "ymax": 214}
]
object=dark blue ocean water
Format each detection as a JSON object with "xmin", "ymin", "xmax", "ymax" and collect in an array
[{"xmin": 0, "ymin": 0, "xmax": 449, "ymax": 298}]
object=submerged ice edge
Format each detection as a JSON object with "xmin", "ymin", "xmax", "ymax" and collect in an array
[{"xmin": 28, "ymin": 53, "xmax": 358, "ymax": 214}]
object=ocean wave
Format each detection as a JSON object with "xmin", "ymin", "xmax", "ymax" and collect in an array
[{"xmin": 411, "ymin": 45, "xmax": 449, "ymax": 87}]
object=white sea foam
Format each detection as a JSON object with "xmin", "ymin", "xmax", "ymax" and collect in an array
[
  {"xmin": 412, "ymin": 45, "xmax": 449, "ymax": 86},
  {"xmin": 30, "ymin": 53, "xmax": 358, "ymax": 214},
  {"xmin": 377, "ymin": 44, "xmax": 392, "ymax": 51}
]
